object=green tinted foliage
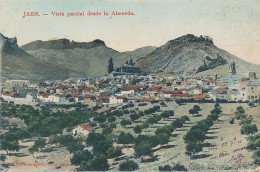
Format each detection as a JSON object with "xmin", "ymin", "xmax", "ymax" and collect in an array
[
  {"xmin": 118, "ymin": 132, "xmax": 135, "ymax": 144},
  {"xmin": 241, "ymin": 124, "xmax": 258, "ymax": 135},
  {"xmin": 119, "ymin": 160, "xmax": 139, "ymax": 171},
  {"xmin": 85, "ymin": 154, "xmax": 109, "ymax": 171},
  {"xmin": 71, "ymin": 150, "xmax": 93, "ymax": 166},
  {"xmin": 186, "ymin": 141, "xmax": 203, "ymax": 156}
]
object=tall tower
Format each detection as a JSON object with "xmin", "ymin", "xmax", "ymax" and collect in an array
[
  {"xmin": 229, "ymin": 62, "xmax": 236, "ymax": 75},
  {"xmin": 108, "ymin": 57, "xmax": 114, "ymax": 74},
  {"xmin": 129, "ymin": 56, "xmax": 133, "ymax": 66}
]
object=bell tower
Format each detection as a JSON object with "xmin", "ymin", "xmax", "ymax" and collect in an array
[{"xmin": 229, "ymin": 62, "xmax": 236, "ymax": 75}]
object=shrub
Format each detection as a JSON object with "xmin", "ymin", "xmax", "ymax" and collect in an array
[
  {"xmin": 85, "ymin": 154, "xmax": 109, "ymax": 171},
  {"xmin": 71, "ymin": 150, "xmax": 93, "ymax": 166},
  {"xmin": 172, "ymin": 163, "xmax": 188, "ymax": 171},
  {"xmin": 253, "ymin": 149, "xmax": 260, "ymax": 165},
  {"xmin": 134, "ymin": 125, "xmax": 142, "ymax": 134},
  {"xmin": 155, "ymin": 125, "xmax": 173, "ymax": 136},
  {"xmin": 241, "ymin": 124, "xmax": 258, "ymax": 135},
  {"xmin": 121, "ymin": 119, "xmax": 132, "ymax": 127},
  {"xmin": 118, "ymin": 132, "xmax": 135, "ymax": 144},
  {"xmin": 107, "ymin": 147, "xmax": 122, "ymax": 159},
  {"xmin": 239, "ymin": 117, "xmax": 252, "ymax": 125},
  {"xmin": 108, "ymin": 116, "xmax": 116, "ymax": 122},
  {"xmin": 193, "ymin": 105, "xmax": 201, "ymax": 112},
  {"xmin": 229, "ymin": 118, "xmax": 234, "ymax": 124},
  {"xmin": 237, "ymin": 106, "xmax": 245, "ymax": 114},
  {"xmin": 247, "ymin": 134, "xmax": 260, "ymax": 150},
  {"xmin": 119, "ymin": 160, "xmax": 139, "ymax": 171},
  {"xmin": 134, "ymin": 137, "xmax": 152, "ymax": 157},
  {"xmin": 130, "ymin": 113, "xmax": 140, "ymax": 121},
  {"xmin": 159, "ymin": 165, "xmax": 171, "ymax": 171}
]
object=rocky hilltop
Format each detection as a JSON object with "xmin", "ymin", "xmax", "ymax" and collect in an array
[
  {"xmin": 21, "ymin": 39, "xmax": 106, "ymax": 50},
  {"xmin": 1, "ymin": 33, "xmax": 76, "ymax": 81},
  {"xmin": 0, "ymin": 33, "xmax": 19, "ymax": 50},
  {"xmin": 137, "ymin": 34, "xmax": 258, "ymax": 76}
]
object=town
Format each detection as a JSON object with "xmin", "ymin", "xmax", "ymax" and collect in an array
[{"xmin": 1, "ymin": 58, "xmax": 259, "ymax": 106}]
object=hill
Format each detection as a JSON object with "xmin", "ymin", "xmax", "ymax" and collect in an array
[
  {"xmin": 0, "ymin": 33, "xmax": 77, "ymax": 82},
  {"xmin": 137, "ymin": 34, "xmax": 259, "ymax": 76},
  {"xmin": 21, "ymin": 39, "xmax": 156, "ymax": 77}
]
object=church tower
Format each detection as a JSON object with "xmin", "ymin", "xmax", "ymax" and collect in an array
[
  {"xmin": 229, "ymin": 62, "xmax": 236, "ymax": 75},
  {"xmin": 108, "ymin": 57, "xmax": 114, "ymax": 74}
]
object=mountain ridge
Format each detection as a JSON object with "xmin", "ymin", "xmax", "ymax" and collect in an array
[{"xmin": 136, "ymin": 34, "xmax": 259, "ymax": 76}]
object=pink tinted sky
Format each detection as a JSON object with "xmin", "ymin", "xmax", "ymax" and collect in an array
[{"xmin": 0, "ymin": 0, "xmax": 259, "ymax": 64}]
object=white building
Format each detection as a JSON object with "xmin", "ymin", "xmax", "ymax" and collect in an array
[
  {"xmin": 109, "ymin": 95, "xmax": 127, "ymax": 104},
  {"xmin": 73, "ymin": 124, "xmax": 95, "ymax": 136}
]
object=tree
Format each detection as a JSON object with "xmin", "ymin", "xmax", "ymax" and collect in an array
[
  {"xmin": 28, "ymin": 145, "xmax": 38, "ymax": 158},
  {"xmin": 214, "ymin": 103, "xmax": 220, "ymax": 109},
  {"xmin": 85, "ymin": 154, "xmax": 109, "ymax": 171},
  {"xmin": 86, "ymin": 133, "xmax": 106, "ymax": 146},
  {"xmin": 157, "ymin": 133, "xmax": 170, "ymax": 144},
  {"xmin": 67, "ymin": 141, "xmax": 83, "ymax": 154},
  {"xmin": 248, "ymin": 102, "xmax": 254, "ymax": 108},
  {"xmin": 186, "ymin": 141, "xmax": 203, "ymax": 156},
  {"xmin": 193, "ymin": 105, "xmax": 201, "ymax": 112},
  {"xmin": 253, "ymin": 149, "xmax": 260, "ymax": 165},
  {"xmin": 1, "ymin": 132, "xmax": 20, "ymax": 155},
  {"xmin": 237, "ymin": 106, "xmax": 245, "ymax": 114},
  {"xmin": 93, "ymin": 139, "xmax": 113, "ymax": 156},
  {"xmin": 107, "ymin": 147, "xmax": 122, "ymax": 158},
  {"xmin": 121, "ymin": 119, "xmax": 131, "ymax": 128},
  {"xmin": 189, "ymin": 109, "xmax": 197, "ymax": 115},
  {"xmin": 155, "ymin": 125, "xmax": 172, "ymax": 136},
  {"xmin": 118, "ymin": 132, "xmax": 134, "ymax": 144},
  {"xmin": 34, "ymin": 138, "xmax": 46, "ymax": 151},
  {"xmin": 119, "ymin": 160, "xmax": 139, "ymax": 171},
  {"xmin": 1, "ymin": 139, "xmax": 20, "ymax": 155},
  {"xmin": 71, "ymin": 150, "xmax": 93, "ymax": 166},
  {"xmin": 134, "ymin": 140, "xmax": 152, "ymax": 157},
  {"xmin": 184, "ymin": 129, "xmax": 205, "ymax": 143},
  {"xmin": 241, "ymin": 124, "xmax": 258, "ymax": 135},
  {"xmin": 130, "ymin": 113, "xmax": 140, "ymax": 121},
  {"xmin": 247, "ymin": 134, "xmax": 260, "ymax": 150},
  {"xmin": 134, "ymin": 125, "xmax": 142, "ymax": 134},
  {"xmin": 108, "ymin": 116, "xmax": 116, "ymax": 122}
]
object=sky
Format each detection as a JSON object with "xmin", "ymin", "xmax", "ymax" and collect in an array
[{"xmin": 0, "ymin": 0, "xmax": 259, "ymax": 64}]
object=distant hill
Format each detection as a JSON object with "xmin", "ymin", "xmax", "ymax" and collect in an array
[
  {"xmin": 0, "ymin": 33, "xmax": 77, "ymax": 81},
  {"xmin": 137, "ymin": 34, "xmax": 259, "ymax": 76},
  {"xmin": 21, "ymin": 39, "xmax": 156, "ymax": 77}
]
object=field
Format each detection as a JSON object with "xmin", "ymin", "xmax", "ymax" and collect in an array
[{"xmin": 1, "ymin": 102, "xmax": 259, "ymax": 171}]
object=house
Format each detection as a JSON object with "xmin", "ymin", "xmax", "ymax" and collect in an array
[
  {"xmin": 84, "ymin": 94, "xmax": 97, "ymax": 107},
  {"xmin": 73, "ymin": 124, "xmax": 95, "ymax": 136},
  {"xmin": 192, "ymin": 86, "xmax": 203, "ymax": 95},
  {"xmin": 98, "ymin": 92, "xmax": 111, "ymax": 104},
  {"xmin": 71, "ymin": 93, "xmax": 84, "ymax": 102},
  {"xmin": 247, "ymin": 80, "xmax": 260, "ymax": 101},
  {"xmin": 109, "ymin": 95, "xmax": 127, "ymax": 104},
  {"xmin": 121, "ymin": 85, "xmax": 145, "ymax": 97},
  {"xmin": 214, "ymin": 88, "xmax": 229, "ymax": 101}
]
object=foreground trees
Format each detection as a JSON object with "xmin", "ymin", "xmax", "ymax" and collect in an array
[
  {"xmin": 119, "ymin": 160, "xmax": 139, "ymax": 171},
  {"xmin": 184, "ymin": 104, "xmax": 221, "ymax": 156}
]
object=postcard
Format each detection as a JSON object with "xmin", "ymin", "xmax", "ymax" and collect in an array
[{"xmin": 0, "ymin": 0, "xmax": 259, "ymax": 171}]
